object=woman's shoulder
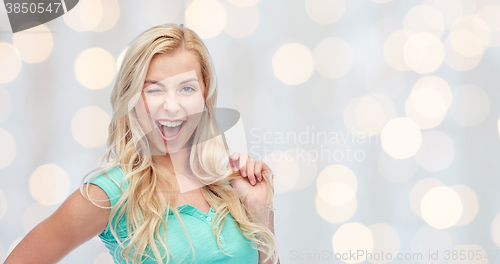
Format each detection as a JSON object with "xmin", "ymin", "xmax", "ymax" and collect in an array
[
  {"xmin": 91, "ymin": 165, "xmax": 127, "ymax": 185},
  {"xmin": 86, "ymin": 165, "xmax": 129, "ymax": 208}
]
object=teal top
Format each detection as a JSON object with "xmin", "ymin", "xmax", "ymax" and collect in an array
[{"xmin": 86, "ymin": 165, "xmax": 259, "ymax": 264}]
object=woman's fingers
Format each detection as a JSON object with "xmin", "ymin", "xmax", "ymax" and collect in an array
[
  {"xmin": 230, "ymin": 152, "xmax": 272, "ymax": 186},
  {"xmin": 238, "ymin": 153, "xmax": 249, "ymax": 177},
  {"xmin": 246, "ymin": 157, "xmax": 256, "ymax": 185},
  {"xmin": 255, "ymin": 160, "xmax": 263, "ymax": 182},
  {"xmin": 228, "ymin": 152, "xmax": 239, "ymax": 170},
  {"xmin": 261, "ymin": 161, "xmax": 274, "ymax": 190},
  {"xmin": 261, "ymin": 161, "xmax": 271, "ymax": 172}
]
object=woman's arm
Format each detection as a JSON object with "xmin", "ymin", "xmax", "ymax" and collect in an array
[
  {"xmin": 250, "ymin": 205, "xmax": 280, "ymax": 264},
  {"xmin": 228, "ymin": 152, "xmax": 280, "ymax": 263},
  {"xmin": 4, "ymin": 184, "xmax": 111, "ymax": 264}
]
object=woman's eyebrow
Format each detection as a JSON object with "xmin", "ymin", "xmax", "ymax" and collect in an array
[
  {"xmin": 144, "ymin": 80, "xmax": 164, "ymax": 87},
  {"xmin": 144, "ymin": 77, "xmax": 198, "ymax": 87},
  {"xmin": 178, "ymin": 77, "xmax": 199, "ymax": 85}
]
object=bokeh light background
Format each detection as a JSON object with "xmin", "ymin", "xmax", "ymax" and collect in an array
[{"xmin": 1, "ymin": 0, "xmax": 500, "ymax": 263}]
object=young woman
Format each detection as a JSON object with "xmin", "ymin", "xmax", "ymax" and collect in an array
[{"xmin": 5, "ymin": 24, "xmax": 279, "ymax": 264}]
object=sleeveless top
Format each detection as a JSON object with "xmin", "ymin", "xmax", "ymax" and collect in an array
[{"xmin": 86, "ymin": 165, "xmax": 259, "ymax": 264}]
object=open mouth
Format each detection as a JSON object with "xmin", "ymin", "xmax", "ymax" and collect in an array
[{"xmin": 156, "ymin": 120, "xmax": 186, "ymax": 141}]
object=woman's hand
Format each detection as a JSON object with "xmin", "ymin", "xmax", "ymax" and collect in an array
[{"xmin": 227, "ymin": 152, "xmax": 274, "ymax": 208}]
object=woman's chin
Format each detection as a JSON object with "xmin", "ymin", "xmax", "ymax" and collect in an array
[{"xmin": 153, "ymin": 141, "xmax": 187, "ymax": 155}]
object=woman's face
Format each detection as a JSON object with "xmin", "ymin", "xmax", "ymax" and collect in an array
[{"xmin": 133, "ymin": 50, "xmax": 206, "ymax": 155}]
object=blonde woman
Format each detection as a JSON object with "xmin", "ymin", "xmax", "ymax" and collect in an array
[{"xmin": 5, "ymin": 23, "xmax": 279, "ymax": 264}]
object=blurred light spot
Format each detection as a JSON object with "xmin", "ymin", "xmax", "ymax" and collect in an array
[
  {"xmin": 477, "ymin": 5, "xmax": 500, "ymax": 47},
  {"xmin": 75, "ymin": 47, "xmax": 116, "ymax": 90},
  {"xmin": 356, "ymin": 96, "xmax": 385, "ymax": 135},
  {"xmin": 451, "ymin": 185, "xmax": 479, "ymax": 226},
  {"xmin": 318, "ymin": 182, "xmax": 355, "ymax": 206},
  {"xmin": 313, "ymin": 37, "xmax": 353, "ymax": 78},
  {"xmin": 370, "ymin": 18, "xmax": 403, "ymax": 56},
  {"xmin": 0, "ymin": 87, "xmax": 12, "ymax": 124},
  {"xmin": 0, "ymin": 42, "xmax": 22, "ymax": 84},
  {"xmin": 450, "ymin": 15, "xmax": 491, "ymax": 52},
  {"xmin": 422, "ymin": 0, "xmax": 462, "ymax": 28},
  {"xmin": 381, "ymin": 118, "xmax": 422, "ymax": 159},
  {"xmin": 406, "ymin": 76, "xmax": 453, "ymax": 129},
  {"xmin": 12, "ymin": 24, "xmax": 53, "ymax": 63},
  {"xmin": 0, "ymin": 189, "xmax": 6, "ymax": 221},
  {"xmin": 30, "ymin": 164, "xmax": 71, "ymax": 206},
  {"xmin": 491, "ymin": 213, "xmax": 500, "ymax": 247},
  {"xmin": 403, "ymin": 5, "xmax": 445, "ymax": 38},
  {"xmin": 447, "ymin": 244, "xmax": 488, "ymax": 264},
  {"xmin": 116, "ymin": 47, "xmax": 128, "ymax": 73},
  {"xmin": 285, "ymin": 147, "xmax": 317, "ymax": 190},
  {"xmin": 368, "ymin": 223, "xmax": 401, "ymax": 264},
  {"xmin": 412, "ymin": 226, "xmax": 452, "ymax": 263},
  {"xmin": 317, "ymin": 164, "xmax": 358, "ymax": 193},
  {"xmin": 186, "ymin": 0, "xmax": 225, "ymax": 39},
  {"xmin": 413, "ymin": 76, "xmax": 452, "ymax": 108},
  {"xmin": 409, "ymin": 178, "xmax": 444, "ymax": 218},
  {"xmin": 421, "ymin": 186, "xmax": 463, "ymax": 229},
  {"xmin": 409, "ymin": 88, "xmax": 447, "ymax": 119},
  {"xmin": 404, "ymin": 32, "xmax": 444, "ymax": 74},
  {"xmin": 405, "ymin": 97, "xmax": 445, "ymax": 130},
  {"xmin": 23, "ymin": 203, "xmax": 57, "ymax": 233},
  {"xmin": 223, "ymin": 1, "xmax": 259, "ymax": 38},
  {"xmin": 139, "ymin": 0, "xmax": 183, "ymax": 27},
  {"xmin": 344, "ymin": 93, "xmax": 396, "ymax": 137},
  {"xmin": 443, "ymin": 34, "xmax": 483, "ymax": 71},
  {"xmin": 449, "ymin": 30, "xmax": 485, "ymax": 57},
  {"xmin": 365, "ymin": 60, "xmax": 405, "ymax": 98},
  {"xmin": 93, "ymin": 252, "xmax": 115, "ymax": 264},
  {"xmin": 384, "ymin": 30, "xmax": 412, "ymax": 72},
  {"xmin": 359, "ymin": 94, "xmax": 396, "ymax": 134},
  {"xmin": 71, "ymin": 106, "xmax": 110, "ymax": 148},
  {"xmin": 0, "ymin": 128, "xmax": 16, "ymax": 169},
  {"xmin": 445, "ymin": 15, "xmax": 490, "ymax": 69},
  {"xmin": 262, "ymin": 151, "xmax": 300, "ymax": 193},
  {"xmin": 316, "ymin": 193, "xmax": 357, "ymax": 223},
  {"xmin": 450, "ymin": 85, "xmax": 490, "ymax": 126},
  {"xmin": 63, "ymin": 0, "xmax": 103, "ymax": 31},
  {"xmin": 7, "ymin": 237, "xmax": 22, "ymax": 255},
  {"xmin": 272, "ymin": 43, "xmax": 314, "ymax": 85},
  {"xmin": 332, "ymin": 222, "xmax": 374, "ymax": 263},
  {"xmin": 416, "ymin": 131, "xmax": 455, "ymax": 172},
  {"xmin": 305, "ymin": 0, "xmax": 346, "ymax": 25},
  {"xmin": 92, "ymin": 0, "xmax": 120, "ymax": 32},
  {"xmin": 228, "ymin": 0, "xmax": 259, "ymax": 8},
  {"xmin": 378, "ymin": 150, "xmax": 418, "ymax": 183}
]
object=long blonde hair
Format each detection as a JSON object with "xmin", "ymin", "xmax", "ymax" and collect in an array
[{"xmin": 79, "ymin": 23, "xmax": 278, "ymax": 264}]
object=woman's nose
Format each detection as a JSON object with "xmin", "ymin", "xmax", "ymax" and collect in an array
[{"xmin": 163, "ymin": 94, "xmax": 180, "ymax": 113}]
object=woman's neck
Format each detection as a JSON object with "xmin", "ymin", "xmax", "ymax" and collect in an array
[
  {"xmin": 152, "ymin": 147, "xmax": 189, "ymax": 173},
  {"xmin": 152, "ymin": 147, "xmax": 203, "ymax": 193}
]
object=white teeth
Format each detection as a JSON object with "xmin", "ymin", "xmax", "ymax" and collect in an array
[{"xmin": 158, "ymin": 120, "xmax": 184, "ymax": 127}]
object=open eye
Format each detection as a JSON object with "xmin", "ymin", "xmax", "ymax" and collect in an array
[{"xmin": 181, "ymin": 86, "xmax": 195, "ymax": 92}]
